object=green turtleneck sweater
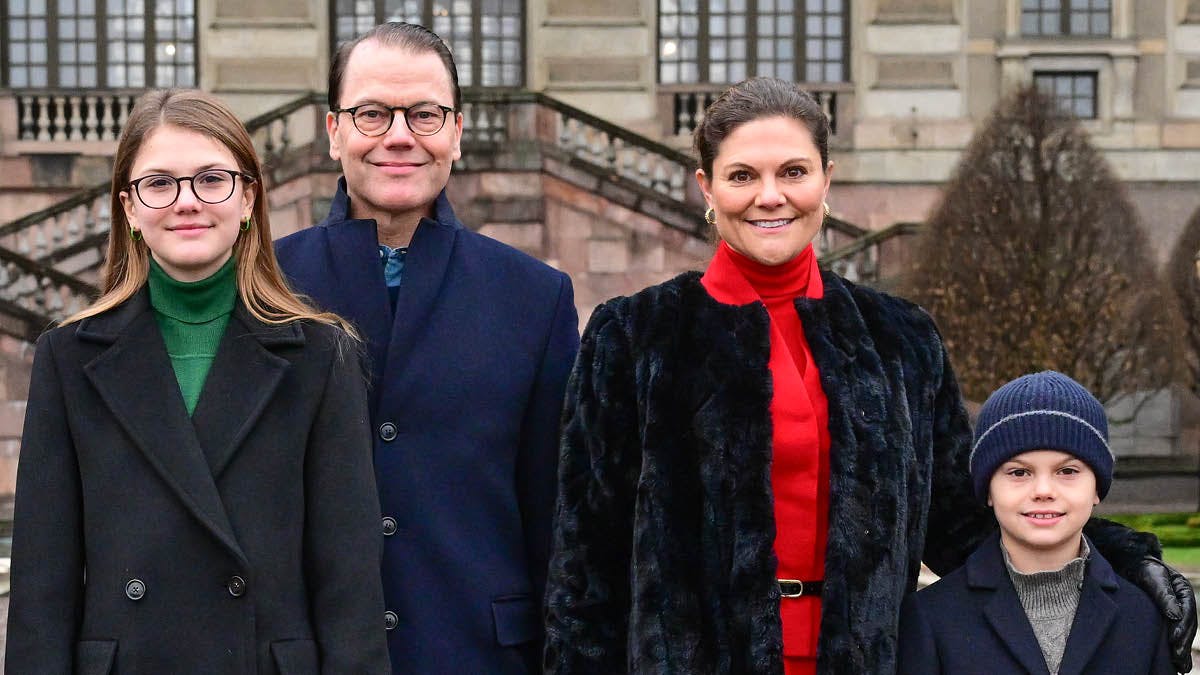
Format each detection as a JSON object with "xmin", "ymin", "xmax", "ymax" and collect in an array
[{"xmin": 147, "ymin": 257, "xmax": 237, "ymax": 415}]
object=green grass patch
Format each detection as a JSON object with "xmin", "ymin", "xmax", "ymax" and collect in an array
[
  {"xmin": 1163, "ymin": 547, "xmax": 1200, "ymax": 573},
  {"xmin": 1105, "ymin": 512, "xmax": 1200, "ymax": 549},
  {"xmin": 1105, "ymin": 512, "xmax": 1194, "ymax": 530}
]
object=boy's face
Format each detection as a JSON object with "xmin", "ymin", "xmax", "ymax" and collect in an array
[{"xmin": 988, "ymin": 450, "xmax": 1100, "ymax": 571}]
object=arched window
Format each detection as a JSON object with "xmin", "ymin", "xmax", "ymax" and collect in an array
[
  {"xmin": 658, "ymin": 0, "xmax": 848, "ymax": 84},
  {"xmin": 331, "ymin": 0, "xmax": 524, "ymax": 88},
  {"xmin": 2, "ymin": 0, "xmax": 196, "ymax": 88}
]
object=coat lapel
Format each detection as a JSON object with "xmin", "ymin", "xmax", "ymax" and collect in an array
[
  {"xmin": 969, "ymin": 536, "xmax": 1053, "ymax": 675},
  {"xmin": 80, "ymin": 290, "xmax": 248, "ymax": 568},
  {"xmin": 190, "ymin": 304, "xmax": 301, "ymax": 477},
  {"xmin": 325, "ymin": 218, "xmax": 392, "ymax": 396},
  {"xmin": 381, "ymin": 209, "xmax": 456, "ymax": 390},
  {"xmin": 795, "ymin": 272, "xmax": 893, "ymax": 658},
  {"xmin": 1056, "ymin": 549, "xmax": 1119, "ymax": 675}
]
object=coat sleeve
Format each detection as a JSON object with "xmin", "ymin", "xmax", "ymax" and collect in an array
[
  {"xmin": 516, "ymin": 272, "xmax": 579, "ymax": 634},
  {"xmin": 5, "ymin": 334, "xmax": 84, "ymax": 675},
  {"xmin": 896, "ymin": 592, "xmax": 942, "ymax": 675},
  {"xmin": 921, "ymin": 336, "xmax": 995, "ymax": 576},
  {"xmin": 543, "ymin": 303, "xmax": 640, "ymax": 674},
  {"xmin": 1150, "ymin": 622, "xmax": 1173, "ymax": 675},
  {"xmin": 303, "ymin": 338, "xmax": 391, "ymax": 675}
]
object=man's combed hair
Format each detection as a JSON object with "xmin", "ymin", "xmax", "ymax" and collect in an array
[{"xmin": 328, "ymin": 22, "xmax": 461, "ymax": 111}]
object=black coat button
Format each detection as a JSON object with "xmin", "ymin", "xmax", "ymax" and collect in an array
[
  {"xmin": 379, "ymin": 422, "xmax": 398, "ymax": 442},
  {"xmin": 125, "ymin": 578, "xmax": 146, "ymax": 601},
  {"xmin": 384, "ymin": 610, "xmax": 399, "ymax": 631},
  {"xmin": 227, "ymin": 575, "xmax": 247, "ymax": 597},
  {"xmin": 382, "ymin": 516, "xmax": 398, "ymax": 536}
]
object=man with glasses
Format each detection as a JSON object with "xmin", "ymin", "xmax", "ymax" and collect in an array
[{"xmin": 275, "ymin": 21, "xmax": 579, "ymax": 675}]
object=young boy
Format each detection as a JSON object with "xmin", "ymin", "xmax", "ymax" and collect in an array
[{"xmin": 897, "ymin": 371, "xmax": 1174, "ymax": 674}]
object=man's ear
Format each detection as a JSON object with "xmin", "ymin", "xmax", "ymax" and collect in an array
[
  {"xmin": 450, "ymin": 111, "xmax": 463, "ymax": 162},
  {"xmin": 326, "ymin": 111, "xmax": 342, "ymax": 162}
]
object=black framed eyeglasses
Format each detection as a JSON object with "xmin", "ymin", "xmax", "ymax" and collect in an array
[
  {"xmin": 127, "ymin": 169, "xmax": 255, "ymax": 209},
  {"xmin": 332, "ymin": 102, "xmax": 455, "ymax": 137}
]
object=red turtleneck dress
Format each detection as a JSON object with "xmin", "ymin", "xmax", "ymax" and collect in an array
[{"xmin": 701, "ymin": 241, "xmax": 832, "ymax": 674}]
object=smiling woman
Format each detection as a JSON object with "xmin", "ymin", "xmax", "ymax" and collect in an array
[
  {"xmin": 543, "ymin": 77, "xmax": 1195, "ymax": 675},
  {"xmin": 696, "ymin": 113, "xmax": 831, "ymax": 267}
]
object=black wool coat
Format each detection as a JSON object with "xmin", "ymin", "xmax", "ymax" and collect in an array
[
  {"xmin": 5, "ymin": 289, "xmax": 391, "ymax": 675},
  {"xmin": 897, "ymin": 533, "xmax": 1172, "ymax": 674},
  {"xmin": 543, "ymin": 270, "xmax": 1159, "ymax": 674}
]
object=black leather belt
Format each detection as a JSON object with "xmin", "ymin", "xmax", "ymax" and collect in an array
[{"xmin": 778, "ymin": 579, "xmax": 823, "ymax": 598}]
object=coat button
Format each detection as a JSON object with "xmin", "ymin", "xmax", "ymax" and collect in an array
[
  {"xmin": 379, "ymin": 422, "xmax": 398, "ymax": 442},
  {"xmin": 384, "ymin": 610, "xmax": 399, "ymax": 631},
  {"xmin": 382, "ymin": 516, "xmax": 398, "ymax": 536},
  {"xmin": 227, "ymin": 575, "xmax": 247, "ymax": 598},
  {"xmin": 125, "ymin": 578, "xmax": 146, "ymax": 601}
]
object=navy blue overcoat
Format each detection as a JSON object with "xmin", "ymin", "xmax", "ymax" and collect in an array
[
  {"xmin": 275, "ymin": 180, "xmax": 580, "ymax": 674},
  {"xmin": 897, "ymin": 532, "xmax": 1172, "ymax": 674}
]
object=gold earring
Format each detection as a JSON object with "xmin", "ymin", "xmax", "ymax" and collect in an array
[
  {"xmin": 704, "ymin": 207, "xmax": 716, "ymax": 225},
  {"xmin": 241, "ymin": 216, "xmax": 252, "ymax": 232},
  {"xmin": 823, "ymin": 202, "xmax": 831, "ymax": 218},
  {"xmin": 130, "ymin": 226, "xmax": 142, "ymax": 241}
]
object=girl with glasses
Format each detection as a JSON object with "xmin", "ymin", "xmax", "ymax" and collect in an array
[{"xmin": 5, "ymin": 89, "xmax": 391, "ymax": 674}]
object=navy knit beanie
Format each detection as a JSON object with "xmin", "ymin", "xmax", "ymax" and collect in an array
[{"xmin": 970, "ymin": 371, "xmax": 1112, "ymax": 502}]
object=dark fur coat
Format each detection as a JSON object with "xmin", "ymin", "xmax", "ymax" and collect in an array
[{"xmin": 543, "ymin": 271, "xmax": 1158, "ymax": 674}]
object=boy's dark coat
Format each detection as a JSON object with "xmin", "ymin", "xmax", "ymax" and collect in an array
[
  {"xmin": 897, "ymin": 532, "xmax": 1172, "ymax": 674},
  {"xmin": 5, "ymin": 291, "xmax": 390, "ymax": 674},
  {"xmin": 543, "ymin": 271, "xmax": 1159, "ymax": 674}
]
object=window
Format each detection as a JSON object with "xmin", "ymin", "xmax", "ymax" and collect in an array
[
  {"xmin": 1034, "ymin": 71, "xmax": 1097, "ymax": 118},
  {"xmin": 658, "ymin": 0, "xmax": 848, "ymax": 85},
  {"xmin": 1021, "ymin": 0, "xmax": 1110, "ymax": 37},
  {"xmin": 2, "ymin": 0, "xmax": 195, "ymax": 89},
  {"xmin": 332, "ymin": 0, "xmax": 524, "ymax": 88}
]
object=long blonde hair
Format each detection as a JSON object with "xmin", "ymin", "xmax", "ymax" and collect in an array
[{"xmin": 64, "ymin": 89, "xmax": 355, "ymax": 337}]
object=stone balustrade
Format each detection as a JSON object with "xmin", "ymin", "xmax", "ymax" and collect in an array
[
  {"xmin": 459, "ymin": 91, "xmax": 697, "ymax": 213},
  {"xmin": 14, "ymin": 91, "xmax": 140, "ymax": 142},
  {"xmin": 0, "ymin": 247, "xmax": 97, "ymax": 342},
  {"xmin": 0, "ymin": 187, "xmax": 110, "ymax": 280}
]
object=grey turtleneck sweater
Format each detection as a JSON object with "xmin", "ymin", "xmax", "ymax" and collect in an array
[{"xmin": 1002, "ymin": 538, "xmax": 1090, "ymax": 675}]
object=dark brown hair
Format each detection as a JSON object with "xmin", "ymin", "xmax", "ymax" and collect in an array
[
  {"xmin": 328, "ymin": 22, "xmax": 461, "ymax": 111},
  {"xmin": 693, "ymin": 77, "xmax": 830, "ymax": 176}
]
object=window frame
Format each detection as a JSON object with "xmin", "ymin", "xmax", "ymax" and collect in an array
[
  {"xmin": 329, "ymin": 0, "xmax": 527, "ymax": 89},
  {"xmin": 1020, "ymin": 0, "xmax": 1112, "ymax": 38},
  {"xmin": 1, "ymin": 0, "xmax": 198, "ymax": 90},
  {"xmin": 656, "ymin": 0, "xmax": 851, "ymax": 86},
  {"xmin": 1033, "ymin": 69, "xmax": 1099, "ymax": 119}
]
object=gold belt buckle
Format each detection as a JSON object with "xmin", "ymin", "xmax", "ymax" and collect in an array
[{"xmin": 778, "ymin": 579, "xmax": 804, "ymax": 598}]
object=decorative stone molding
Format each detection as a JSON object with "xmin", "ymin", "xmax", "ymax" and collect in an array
[
  {"xmin": 548, "ymin": 0, "xmax": 642, "ymax": 19},
  {"xmin": 546, "ymin": 58, "xmax": 642, "ymax": 87},
  {"xmin": 874, "ymin": 57, "xmax": 956, "ymax": 89},
  {"xmin": 871, "ymin": 0, "xmax": 956, "ymax": 25}
]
